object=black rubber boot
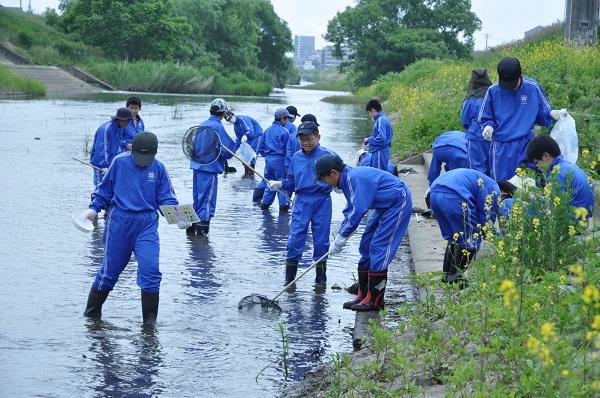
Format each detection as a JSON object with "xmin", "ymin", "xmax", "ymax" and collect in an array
[
  {"xmin": 446, "ymin": 247, "xmax": 476, "ymax": 287},
  {"xmin": 253, "ymin": 187, "xmax": 265, "ymax": 203},
  {"xmin": 223, "ymin": 160, "xmax": 237, "ymax": 174},
  {"xmin": 343, "ymin": 269, "xmax": 368, "ymax": 309},
  {"xmin": 186, "ymin": 223, "xmax": 198, "ymax": 236},
  {"xmin": 83, "ymin": 287, "xmax": 109, "ymax": 318},
  {"xmin": 260, "ymin": 203, "xmax": 270, "ymax": 210},
  {"xmin": 141, "ymin": 290, "xmax": 159, "ymax": 327},
  {"xmin": 243, "ymin": 165, "xmax": 255, "ymax": 177},
  {"xmin": 315, "ymin": 262, "xmax": 327, "ymax": 284},
  {"xmin": 196, "ymin": 221, "xmax": 210, "ymax": 236},
  {"xmin": 351, "ymin": 271, "xmax": 387, "ymax": 312},
  {"xmin": 285, "ymin": 260, "xmax": 299, "ymax": 285},
  {"xmin": 441, "ymin": 244, "xmax": 455, "ymax": 283},
  {"xmin": 279, "ymin": 205, "xmax": 290, "ymax": 212}
]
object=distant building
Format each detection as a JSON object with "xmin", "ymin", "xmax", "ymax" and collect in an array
[
  {"xmin": 320, "ymin": 45, "xmax": 351, "ymax": 69},
  {"xmin": 293, "ymin": 35, "xmax": 315, "ymax": 67},
  {"xmin": 565, "ymin": 0, "xmax": 599, "ymax": 45},
  {"xmin": 524, "ymin": 26, "xmax": 544, "ymax": 40}
]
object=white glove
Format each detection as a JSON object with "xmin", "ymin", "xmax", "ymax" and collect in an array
[
  {"xmin": 482, "ymin": 126, "xmax": 494, "ymax": 141},
  {"xmin": 550, "ymin": 108, "xmax": 567, "ymax": 120},
  {"xmin": 362, "ymin": 137, "xmax": 369, "ymax": 150},
  {"xmin": 241, "ymin": 135, "xmax": 248, "ymax": 143},
  {"xmin": 177, "ymin": 220, "xmax": 192, "ymax": 229},
  {"xmin": 100, "ymin": 168, "xmax": 108, "ymax": 174},
  {"xmin": 85, "ymin": 208, "xmax": 97, "ymax": 221},
  {"xmin": 267, "ymin": 180, "xmax": 283, "ymax": 191},
  {"xmin": 329, "ymin": 234, "xmax": 348, "ymax": 256}
]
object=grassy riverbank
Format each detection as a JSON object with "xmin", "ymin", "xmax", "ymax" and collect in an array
[
  {"xmin": 358, "ymin": 39, "xmax": 600, "ymax": 161},
  {"xmin": 0, "ymin": 64, "xmax": 45, "ymax": 95},
  {"xmin": 0, "ymin": 9, "xmax": 273, "ymax": 96}
]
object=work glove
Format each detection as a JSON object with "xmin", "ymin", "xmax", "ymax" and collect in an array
[
  {"xmin": 329, "ymin": 234, "xmax": 348, "ymax": 256},
  {"xmin": 177, "ymin": 220, "xmax": 192, "ymax": 229},
  {"xmin": 550, "ymin": 108, "xmax": 567, "ymax": 121},
  {"xmin": 241, "ymin": 135, "xmax": 248, "ymax": 143},
  {"xmin": 267, "ymin": 180, "xmax": 283, "ymax": 191},
  {"xmin": 482, "ymin": 126, "xmax": 494, "ymax": 141},
  {"xmin": 85, "ymin": 208, "xmax": 97, "ymax": 221}
]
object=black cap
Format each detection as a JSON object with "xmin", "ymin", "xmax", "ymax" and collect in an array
[
  {"xmin": 314, "ymin": 154, "xmax": 345, "ymax": 182},
  {"xmin": 297, "ymin": 121, "xmax": 319, "ymax": 136},
  {"xmin": 300, "ymin": 113, "xmax": 319, "ymax": 126},
  {"xmin": 132, "ymin": 132, "xmax": 158, "ymax": 167},
  {"xmin": 497, "ymin": 57, "xmax": 522, "ymax": 90},
  {"xmin": 286, "ymin": 106, "xmax": 300, "ymax": 117},
  {"xmin": 111, "ymin": 107, "xmax": 133, "ymax": 121}
]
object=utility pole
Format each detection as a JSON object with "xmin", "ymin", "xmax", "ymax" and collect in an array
[
  {"xmin": 565, "ymin": 0, "xmax": 599, "ymax": 46},
  {"xmin": 484, "ymin": 33, "xmax": 490, "ymax": 51}
]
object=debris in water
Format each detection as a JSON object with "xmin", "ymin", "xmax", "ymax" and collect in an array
[
  {"xmin": 331, "ymin": 283, "xmax": 342, "ymax": 290},
  {"xmin": 34, "ymin": 137, "xmax": 41, "ymax": 140}
]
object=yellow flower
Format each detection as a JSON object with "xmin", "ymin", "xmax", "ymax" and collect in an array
[
  {"xmin": 532, "ymin": 218, "xmax": 540, "ymax": 228},
  {"xmin": 561, "ymin": 369, "xmax": 570, "ymax": 377},
  {"xmin": 453, "ymin": 232, "xmax": 459, "ymax": 241},
  {"xmin": 592, "ymin": 315, "xmax": 600, "ymax": 330},
  {"xmin": 532, "ymin": 303, "xmax": 541, "ymax": 311},
  {"xmin": 582, "ymin": 149, "xmax": 590, "ymax": 157},
  {"xmin": 500, "ymin": 279, "xmax": 514, "ymax": 292},
  {"xmin": 516, "ymin": 167, "xmax": 526, "ymax": 177},
  {"xmin": 477, "ymin": 177, "xmax": 484, "ymax": 186},
  {"xmin": 539, "ymin": 346, "xmax": 553, "ymax": 366},
  {"xmin": 526, "ymin": 336, "xmax": 540, "ymax": 353},
  {"xmin": 583, "ymin": 285, "xmax": 600, "ymax": 305},
  {"xmin": 553, "ymin": 197, "xmax": 561, "ymax": 207},
  {"xmin": 461, "ymin": 201, "xmax": 467, "ymax": 209},
  {"xmin": 544, "ymin": 183, "xmax": 552, "ymax": 198},
  {"xmin": 490, "ymin": 264, "xmax": 496, "ymax": 271},
  {"xmin": 591, "ymin": 161, "xmax": 597, "ymax": 169},
  {"xmin": 568, "ymin": 225, "xmax": 576, "ymax": 237},
  {"xmin": 569, "ymin": 264, "xmax": 583, "ymax": 276},
  {"xmin": 593, "ymin": 380, "xmax": 600, "ymax": 390},
  {"xmin": 540, "ymin": 322, "xmax": 557, "ymax": 342},
  {"xmin": 574, "ymin": 207, "xmax": 588, "ymax": 220},
  {"xmin": 481, "ymin": 282, "xmax": 488, "ymax": 289},
  {"xmin": 551, "ymin": 164, "xmax": 560, "ymax": 175},
  {"xmin": 559, "ymin": 275, "xmax": 567, "ymax": 284}
]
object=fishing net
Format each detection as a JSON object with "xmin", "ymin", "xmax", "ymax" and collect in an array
[
  {"xmin": 182, "ymin": 125, "xmax": 222, "ymax": 165},
  {"xmin": 238, "ymin": 294, "xmax": 282, "ymax": 312}
]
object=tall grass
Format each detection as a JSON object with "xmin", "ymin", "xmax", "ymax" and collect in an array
[
  {"xmin": 0, "ymin": 65, "xmax": 46, "ymax": 95},
  {"xmin": 85, "ymin": 61, "xmax": 272, "ymax": 96},
  {"xmin": 361, "ymin": 40, "xmax": 600, "ymax": 161}
]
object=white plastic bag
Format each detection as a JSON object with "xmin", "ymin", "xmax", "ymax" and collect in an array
[
  {"xmin": 237, "ymin": 141, "xmax": 256, "ymax": 165},
  {"xmin": 550, "ymin": 113, "xmax": 578, "ymax": 163}
]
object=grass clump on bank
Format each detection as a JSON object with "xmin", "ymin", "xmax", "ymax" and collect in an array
[
  {"xmin": 0, "ymin": 65, "xmax": 45, "ymax": 95},
  {"xmin": 360, "ymin": 40, "xmax": 600, "ymax": 161},
  {"xmin": 85, "ymin": 61, "xmax": 272, "ymax": 96},
  {"xmin": 328, "ymin": 174, "xmax": 600, "ymax": 396}
]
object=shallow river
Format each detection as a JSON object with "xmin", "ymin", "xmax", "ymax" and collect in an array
[{"xmin": 0, "ymin": 87, "xmax": 415, "ymax": 397}]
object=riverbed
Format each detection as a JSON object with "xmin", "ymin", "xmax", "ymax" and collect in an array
[{"xmin": 0, "ymin": 88, "xmax": 414, "ymax": 397}]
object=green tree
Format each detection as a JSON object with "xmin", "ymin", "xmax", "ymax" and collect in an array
[
  {"xmin": 58, "ymin": 0, "xmax": 191, "ymax": 61},
  {"xmin": 325, "ymin": 0, "xmax": 481, "ymax": 85}
]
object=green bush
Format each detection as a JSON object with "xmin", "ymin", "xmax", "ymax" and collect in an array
[{"xmin": 0, "ymin": 65, "xmax": 46, "ymax": 95}]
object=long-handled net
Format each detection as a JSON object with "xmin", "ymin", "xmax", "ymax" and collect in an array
[
  {"xmin": 182, "ymin": 125, "xmax": 222, "ymax": 165},
  {"xmin": 238, "ymin": 251, "xmax": 330, "ymax": 313}
]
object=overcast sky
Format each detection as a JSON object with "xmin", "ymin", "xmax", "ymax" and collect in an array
[{"xmin": 3, "ymin": 0, "xmax": 566, "ymax": 50}]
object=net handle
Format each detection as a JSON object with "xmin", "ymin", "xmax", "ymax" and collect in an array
[
  {"xmin": 220, "ymin": 145, "xmax": 292, "ymax": 203},
  {"xmin": 270, "ymin": 250, "xmax": 331, "ymax": 302}
]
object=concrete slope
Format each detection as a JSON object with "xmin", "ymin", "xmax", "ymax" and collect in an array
[{"xmin": 7, "ymin": 64, "xmax": 100, "ymax": 96}]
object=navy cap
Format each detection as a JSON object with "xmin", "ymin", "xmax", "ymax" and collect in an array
[
  {"xmin": 314, "ymin": 154, "xmax": 345, "ymax": 182},
  {"xmin": 300, "ymin": 113, "xmax": 319, "ymax": 126},
  {"xmin": 497, "ymin": 57, "xmax": 522, "ymax": 90},
  {"xmin": 132, "ymin": 132, "xmax": 158, "ymax": 167},
  {"xmin": 286, "ymin": 106, "xmax": 300, "ymax": 117},
  {"xmin": 297, "ymin": 121, "xmax": 319, "ymax": 136},
  {"xmin": 112, "ymin": 107, "xmax": 133, "ymax": 121},
  {"xmin": 274, "ymin": 108, "xmax": 290, "ymax": 120}
]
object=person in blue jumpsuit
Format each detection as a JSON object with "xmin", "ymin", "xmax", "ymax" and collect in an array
[
  {"xmin": 282, "ymin": 106, "xmax": 300, "ymax": 204},
  {"xmin": 427, "ymin": 168, "xmax": 500, "ymax": 284},
  {"xmin": 257, "ymin": 108, "xmax": 290, "ymax": 211},
  {"xmin": 356, "ymin": 149, "xmax": 398, "ymax": 176},
  {"xmin": 527, "ymin": 135, "xmax": 595, "ymax": 216},
  {"xmin": 266, "ymin": 121, "xmax": 335, "ymax": 285},
  {"xmin": 223, "ymin": 111, "xmax": 263, "ymax": 176},
  {"xmin": 317, "ymin": 155, "xmax": 413, "ymax": 311},
  {"xmin": 427, "ymin": 131, "xmax": 468, "ymax": 186},
  {"xmin": 363, "ymin": 99, "xmax": 394, "ymax": 171},
  {"xmin": 189, "ymin": 98, "xmax": 237, "ymax": 236},
  {"xmin": 90, "ymin": 107, "xmax": 132, "ymax": 187},
  {"xmin": 461, "ymin": 68, "xmax": 492, "ymax": 174},
  {"xmin": 479, "ymin": 57, "xmax": 563, "ymax": 181},
  {"xmin": 83, "ymin": 132, "xmax": 179, "ymax": 326},
  {"xmin": 121, "ymin": 96, "xmax": 145, "ymax": 151}
]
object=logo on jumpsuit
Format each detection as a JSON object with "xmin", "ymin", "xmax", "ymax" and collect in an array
[
  {"xmin": 147, "ymin": 171, "xmax": 156, "ymax": 182},
  {"xmin": 520, "ymin": 95, "xmax": 528, "ymax": 105}
]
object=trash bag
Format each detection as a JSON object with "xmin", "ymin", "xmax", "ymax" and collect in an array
[
  {"xmin": 237, "ymin": 142, "xmax": 256, "ymax": 165},
  {"xmin": 550, "ymin": 113, "xmax": 578, "ymax": 164}
]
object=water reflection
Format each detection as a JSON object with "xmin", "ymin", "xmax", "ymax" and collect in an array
[{"xmin": 185, "ymin": 237, "xmax": 220, "ymax": 301}]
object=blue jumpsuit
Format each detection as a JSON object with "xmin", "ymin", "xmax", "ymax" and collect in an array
[
  {"xmin": 258, "ymin": 121, "xmax": 289, "ymax": 207},
  {"xmin": 479, "ymin": 77, "xmax": 553, "ymax": 181},
  {"xmin": 90, "ymin": 120, "xmax": 128, "ymax": 186},
  {"xmin": 337, "ymin": 166, "xmax": 412, "ymax": 272},
  {"xmin": 89, "ymin": 152, "xmax": 178, "ymax": 293},
  {"xmin": 190, "ymin": 116, "xmax": 236, "ymax": 222},
  {"xmin": 461, "ymin": 97, "xmax": 490, "ymax": 174},
  {"xmin": 282, "ymin": 145, "xmax": 335, "ymax": 261},
  {"xmin": 430, "ymin": 169, "xmax": 500, "ymax": 250},
  {"xmin": 365, "ymin": 112, "xmax": 393, "ymax": 171},
  {"xmin": 543, "ymin": 156, "xmax": 595, "ymax": 216},
  {"xmin": 428, "ymin": 131, "xmax": 468, "ymax": 185},
  {"xmin": 122, "ymin": 116, "xmax": 146, "ymax": 150},
  {"xmin": 359, "ymin": 152, "xmax": 397, "ymax": 175},
  {"xmin": 232, "ymin": 115, "xmax": 263, "ymax": 167},
  {"xmin": 284, "ymin": 120, "xmax": 299, "ymax": 201}
]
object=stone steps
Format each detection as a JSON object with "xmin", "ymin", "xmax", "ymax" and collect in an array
[{"xmin": 6, "ymin": 64, "xmax": 100, "ymax": 96}]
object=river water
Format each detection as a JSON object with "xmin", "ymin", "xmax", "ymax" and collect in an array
[{"xmin": 0, "ymin": 88, "xmax": 415, "ymax": 397}]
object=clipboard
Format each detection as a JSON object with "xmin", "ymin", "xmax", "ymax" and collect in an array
[{"xmin": 160, "ymin": 204, "xmax": 200, "ymax": 224}]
